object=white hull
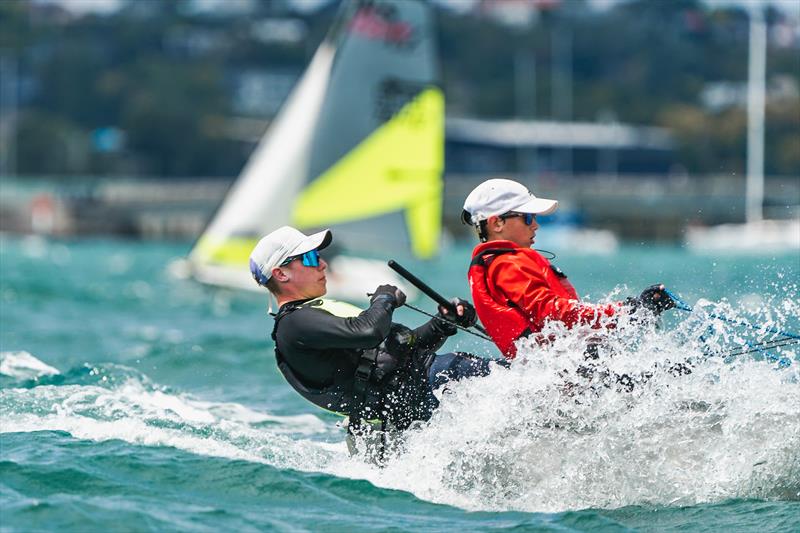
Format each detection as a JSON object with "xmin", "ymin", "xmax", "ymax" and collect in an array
[{"xmin": 685, "ymin": 219, "xmax": 800, "ymax": 254}]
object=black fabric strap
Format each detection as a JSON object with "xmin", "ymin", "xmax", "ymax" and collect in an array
[
  {"xmin": 469, "ymin": 247, "xmax": 517, "ymax": 267},
  {"xmin": 270, "ymin": 299, "xmax": 315, "ymax": 341},
  {"xmin": 352, "ymin": 348, "xmax": 378, "ymax": 400},
  {"xmin": 471, "ymin": 249, "xmax": 569, "ymax": 281}
]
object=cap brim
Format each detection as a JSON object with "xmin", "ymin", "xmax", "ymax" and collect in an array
[
  {"xmin": 289, "ymin": 228, "xmax": 332, "ymax": 256},
  {"xmin": 514, "ymin": 197, "xmax": 558, "ymax": 216}
]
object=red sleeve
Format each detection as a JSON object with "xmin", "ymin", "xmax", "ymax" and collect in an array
[{"xmin": 490, "ymin": 258, "xmax": 618, "ymax": 331}]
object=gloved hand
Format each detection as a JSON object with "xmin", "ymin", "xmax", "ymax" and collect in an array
[
  {"xmin": 437, "ymin": 298, "xmax": 477, "ymax": 328},
  {"xmin": 370, "ymin": 284, "xmax": 406, "ymax": 309},
  {"xmin": 633, "ymin": 284, "xmax": 676, "ymax": 315}
]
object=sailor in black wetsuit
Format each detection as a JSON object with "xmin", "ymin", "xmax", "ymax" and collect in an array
[{"xmin": 249, "ymin": 226, "xmax": 501, "ymax": 434}]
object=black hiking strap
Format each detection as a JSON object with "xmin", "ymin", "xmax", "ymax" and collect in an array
[
  {"xmin": 270, "ymin": 299, "xmax": 312, "ymax": 341},
  {"xmin": 352, "ymin": 349, "xmax": 378, "ymax": 404},
  {"xmin": 469, "ymin": 248, "xmax": 517, "ymax": 267}
]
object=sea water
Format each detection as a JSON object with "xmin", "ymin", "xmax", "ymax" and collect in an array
[{"xmin": 1, "ymin": 235, "xmax": 798, "ymax": 532}]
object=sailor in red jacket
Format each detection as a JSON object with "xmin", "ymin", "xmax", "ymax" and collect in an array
[{"xmin": 462, "ymin": 178, "xmax": 676, "ymax": 358}]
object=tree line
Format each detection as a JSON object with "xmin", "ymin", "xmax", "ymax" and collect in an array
[{"xmin": 1, "ymin": 0, "xmax": 798, "ymax": 178}]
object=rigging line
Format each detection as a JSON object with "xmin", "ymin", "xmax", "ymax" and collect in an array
[
  {"xmin": 717, "ymin": 336, "xmax": 798, "ymax": 355},
  {"xmin": 402, "ymin": 302, "xmax": 494, "ymax": 342},
  {"xmin": 699, "ymin": 333, "xmax": 796, "ymax": 368},
  {"xmin": 720, "ymin": 336, "xmax": 798, "ymax": 355},
  {"xmin": 744, "ymin": 336, "xmax": 798, "ymax": 351},
  {"xmin": 664, "ymin": 288, "xmax": 800, "ymax": 340},
  {"xmin": 666, "ymin": 288, "xmax": 795, "ymax": 368},
  {"xmin": 387, "ymin": 260, "xmax": 490, "ymax": 336},
  {"xmin": 720, "ymin": 339, "xmax": 798, "ymax": 360}
]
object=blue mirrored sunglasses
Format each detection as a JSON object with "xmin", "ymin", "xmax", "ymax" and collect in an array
[
  {"xmin": 280, "ymin": 249, "xmax": 320, "ymax": 268},
  {"xmin": 500, "ymin": 212, "xmax": 536, "ymax": 225}
]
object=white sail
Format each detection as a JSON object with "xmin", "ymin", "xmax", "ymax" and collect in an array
[
  {"xmin": 186, "ymin": 0, "xmax": 444, "ymax": 296},
  {"xmin": 196, "ymin": 45, "xmax": 335, "ymax": 259}
]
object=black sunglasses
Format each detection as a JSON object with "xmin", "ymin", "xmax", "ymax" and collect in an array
[{"xmin": 499, "ymin": 212, "xmax": 536, "ymax": 225}]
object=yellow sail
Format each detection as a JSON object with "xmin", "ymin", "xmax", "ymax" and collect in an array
[{"xmin": 293, "ymin": 87, "xmax": 443, "ymax": 258}]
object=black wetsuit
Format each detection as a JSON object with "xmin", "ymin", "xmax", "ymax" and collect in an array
[{"xmin": 272, "ymin": 296, "xmax": 496, "ymax": 429}]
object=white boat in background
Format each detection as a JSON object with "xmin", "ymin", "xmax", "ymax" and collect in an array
[
  {"xmin": 686, "ymin": 218, "xmax": 800, "ymax": 254},
  {"xmin": 180, "ymin": 0, "xmax": 444, "ymax": 300},
  {"xmin": 685, "ymin": 6, "xmax": 800, "ymax": 255}
]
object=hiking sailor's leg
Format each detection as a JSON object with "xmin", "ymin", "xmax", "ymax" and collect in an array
[{"xmin": 427, "ymin": 352, "xmax": 508, "ymax": 391}]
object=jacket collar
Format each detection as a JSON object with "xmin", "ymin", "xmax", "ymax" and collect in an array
[{"xmin": 472, "ymin": 239, "xmax": 523, "ymax": 257}]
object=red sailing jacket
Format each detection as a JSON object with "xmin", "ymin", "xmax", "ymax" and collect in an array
[{"xmin": 468, "ymin": 240, "xmax": 620, "ymax": 358}]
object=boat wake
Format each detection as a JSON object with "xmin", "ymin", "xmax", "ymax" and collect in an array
[{"xmin": 2, "ymin": 292, "xmax": 798, "ymax": 514}]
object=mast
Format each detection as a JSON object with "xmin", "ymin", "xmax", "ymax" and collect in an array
[{"xmin": 746, "ymin": 4, "xmax": 766, "ymax": 223}]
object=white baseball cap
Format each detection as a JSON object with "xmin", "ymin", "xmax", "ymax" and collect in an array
[
  {"xmin": 462, "ymin": 178, "xmax": 558, "ymax": 224},
  {"xmin": 249, "ymin": 225, "xmax": 332, "ymax": 286}
]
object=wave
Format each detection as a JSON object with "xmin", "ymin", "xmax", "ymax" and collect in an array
[
  {"xmin": 2, "ymin": 293, "xmax": 799, "ymax": 514},
  {"xmin": 0, "ymin": 353, "xmax": 342, "ymax": 474},
  {"xmin": 1, "ymin": 351, "xmax": 60, "ymax": 381}
]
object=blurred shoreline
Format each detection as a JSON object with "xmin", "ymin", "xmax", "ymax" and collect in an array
[{"xmin": 2, "ymin": 173, "xmax": 798, "ymax": 243}]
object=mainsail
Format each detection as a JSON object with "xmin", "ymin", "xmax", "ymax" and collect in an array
[{"xmin": 188, "ymin": 0, "xmax": 443, "ymax": 291}]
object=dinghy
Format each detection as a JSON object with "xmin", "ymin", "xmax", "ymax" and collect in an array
[{"xmin": 183, "ymin": 0, "xmax": 443, "ymax": 301}]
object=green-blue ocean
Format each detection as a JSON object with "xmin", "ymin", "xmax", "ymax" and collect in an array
[{"xmin": 2, "ymin": 235, "xmax": 799, "ymax": 532}]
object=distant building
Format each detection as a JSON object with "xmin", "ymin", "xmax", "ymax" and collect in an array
[
  {"xmin": 445, "ymin": 117, "xmax": 675, "ymax": 176},
  {"xmin": 182, "ymin": 0, "xmax": 258, "ymax": 17},
  {"xmin": 251, "ymin": 18, "xmax": 308, "ymax": 45},
  {"xmin": 700, "ymin": 76, "xmax": 800, "ymax": 112},
  {"xmin": 231, "ymin": 70, "xmax": 302, "ymax": 117},
  {"xmin": 219, "ymin": 113, "xmax": 677, "ymax": 177},
  {"xmin": 163, "ymin": 27, "xmax": 229, "ymax": 58}
]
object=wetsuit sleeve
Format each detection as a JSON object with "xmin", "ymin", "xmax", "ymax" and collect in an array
[
  {"xmin": 492, "ymin": 259, "xmax": 618, "ymax": 331},
  {"xmin": 281, "ymin": 298, "xmax": 395, "ymax": 350},
  {"xmin": 411, "ymin": 318, "xmax": 456, "ymax": 353}
]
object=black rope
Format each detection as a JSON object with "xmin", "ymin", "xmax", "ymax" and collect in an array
[
  {"xmin": 717, "ymin": 337, "xmax": 799, "ymax": 359},
  {"xmin": 402, "ymin": 302, "xmax": 494, "ymax": 342},
  {"xmin": 534, "ymin": 248, "xmax": 556, "ymax": 260}
]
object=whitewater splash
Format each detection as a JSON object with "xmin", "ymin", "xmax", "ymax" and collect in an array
[
  {"xmin": 1, "ymin": 293, "xmax": 798, "ymax": 514},
  {"xmin": 356, "ymin": 294, "xmax": 800, "ymax": 512}
]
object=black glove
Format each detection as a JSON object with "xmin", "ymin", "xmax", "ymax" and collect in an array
[
  {"xmin": 633, "ymin": 284, "xmax": 676, "ymax": 315},
  {"xmin": 370, "ymin": 284, "xmax": 406, "ymax": 309},
  {"xmin": 437, "ymin": 298, "xmax": 477, "ymax": 328}
]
